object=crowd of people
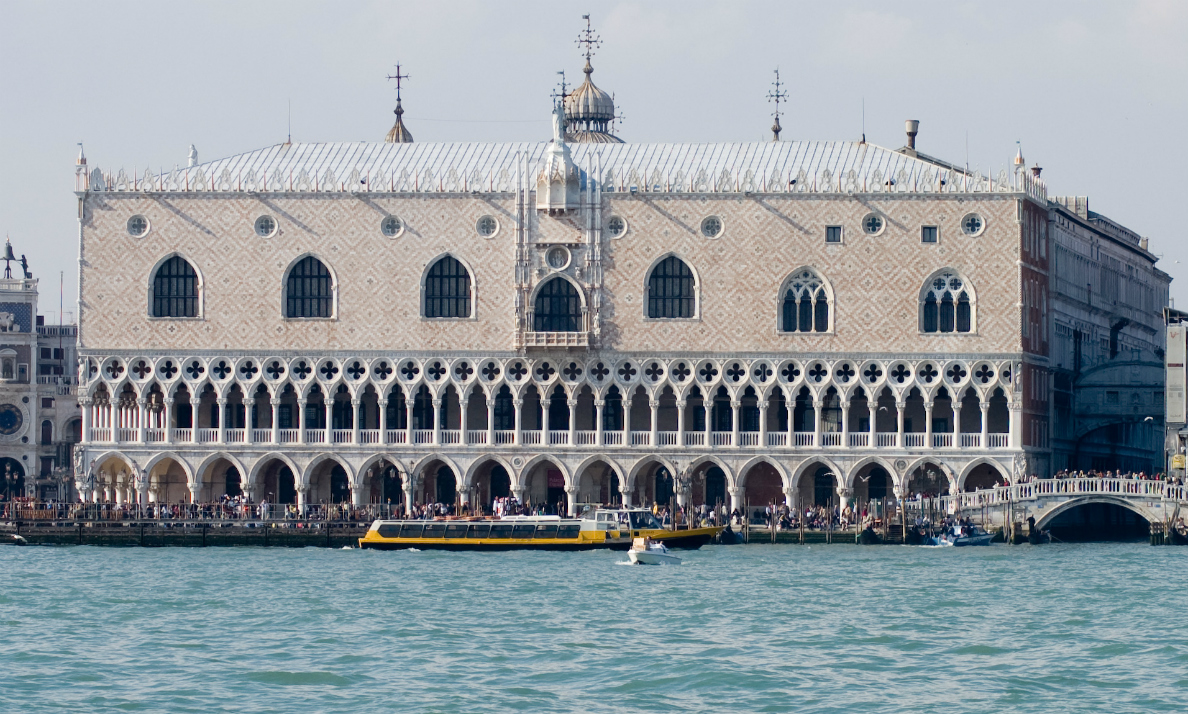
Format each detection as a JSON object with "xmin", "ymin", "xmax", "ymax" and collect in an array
[{"xmin": 1042, "ymin": 469, "xmax": 1178, "ymax": 483}]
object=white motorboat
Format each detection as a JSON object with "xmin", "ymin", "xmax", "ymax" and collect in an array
[{"xmin": 627, "ymin": 537, "xmax": 681, "ymax": 565}]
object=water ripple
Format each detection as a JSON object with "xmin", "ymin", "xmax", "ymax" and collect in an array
[{"xmin": 1, "ymin": 543, "xmax": 1186, "ymax": 712}]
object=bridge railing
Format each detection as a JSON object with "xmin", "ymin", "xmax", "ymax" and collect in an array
[{"xmin": 935, "ymin": 478, "xmax": 1184, "ymax": 513}]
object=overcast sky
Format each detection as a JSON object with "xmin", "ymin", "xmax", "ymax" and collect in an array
[{"xmin": 1, "ymin": 0, "xmax": 1185, "ymax": 321}]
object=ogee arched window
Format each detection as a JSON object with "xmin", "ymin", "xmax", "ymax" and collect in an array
[
  {"xmin": 285, "ymin": 256, "xmax": 334, "ymax": 318},
  {"xmin": 533, "ymin": 278, "xmax": 581, "ymax": 332},
  {"xmin": 423, "ymin": 256, "xmax": 472, "ymax": 318},
  {"xmin": 780, "ymin": 268, "xmax": 831, "ymax": 333},
  {"xmin": 151, "ymin": 256, "xmax": 199, "ymax": 318},
  {"xmin": 921, "ymin": 270, "xmax": 974, "ymax": 333},
  {"xmin": 646, "ymin": 255, "xmax": 696, "ymax": 319}
]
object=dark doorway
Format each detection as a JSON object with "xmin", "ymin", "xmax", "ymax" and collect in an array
[{"xmin": 705, "ymin": 466, "xmax": 726, "ymax": 508}]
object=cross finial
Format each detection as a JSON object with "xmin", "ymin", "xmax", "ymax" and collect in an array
[
  {"xmin": 766, "ymin": 68, "xmax": 787, "ymax": 141},
  {"xmin": 551, "ymin": 70, "xmax": 569, "ymax": 108},
  {"xmin": 576, "ymin": 14, "xmax": 601, "ymax": 62},
  {"xmin": 386, "ymin": 63, "xmax": 410, "ymax": 113}
]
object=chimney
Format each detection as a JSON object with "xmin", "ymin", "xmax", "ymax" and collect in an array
[
  {"xmin": 1140, "ymin": 237, "xmax": 1149, "ymax": 251},
  {"xmin": 905, "ymin": 120, "xmax": 920, "ymax": 153},
  {"xmin": 1031, "ymin": 164, "xmax": 1043, "ymax": 178}
]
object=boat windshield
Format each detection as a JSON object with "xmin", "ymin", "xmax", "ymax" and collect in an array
[{"xmin": 628, "ymin": 511, "xmax": 664, "ymax": 530}]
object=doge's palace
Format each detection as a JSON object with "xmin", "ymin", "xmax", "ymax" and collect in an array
[{"xmin": 71, "ymin": 30, "xmax": 1169, "ymax": 515}]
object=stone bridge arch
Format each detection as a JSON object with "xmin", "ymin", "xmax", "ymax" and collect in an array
[{"xmin": 1033, "ymin": 495, "xmax": 1158, "ymax": 531}]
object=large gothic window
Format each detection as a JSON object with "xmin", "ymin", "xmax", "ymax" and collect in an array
[
  {"xmin": 423, "ymin": 256, "xmax": 472, "ymax": 318},
  {"xmin": 151, "ymin": 256, "xmax": 199, "ymax": 318},
  {"xmin": 285, "ymin": 256, "xmax": 334, "ymax": 318},
  {"xmin": 781, "ymin": 269, "xmax": 830, "ymax": 333},
  {"xmin": 533, "ymin": 278, "xmax": 581, "ymax": 332},
  {"xmin": 922, "ymin": 271, "xmax": 973, "ymax": 333},
  {"xmin": 646, "ymin": 256, "xmax": 696, "ymax": 318}
]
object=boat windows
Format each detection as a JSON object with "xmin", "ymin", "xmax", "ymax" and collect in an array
[
  {"xmin": 467, "ymin": 524, "xmax": 491, "ymax": 538},
  {"xmin": 422, "ymin": 523, "xmax": 447, "ymax": 538},
  {"xmin": 512, "ymin": 524, "xmax": 536, "ymax": 539},
  {"xmin": 533, "ymin": 524, "xmax": 559, "ymax": 538},
  {"xmin": 628, "ymin": 512, "xmax": 664, "ymax": 530},
  {"xmin": 377, "ymin": 524, "xmax": 401, "ymax": 538},
  {"xmin": 558, "ymin": 524, "xmax": 581, "ymax": 539},
  {"xmin": 445, "ymin": 523, "xmax": 468, "ymax": 539},
  {"xmin": 489, "ymin": 524, "xmax": 514, "ymax": 539},
  {"xmin": 399, "ymin": 523, "xmax": 424, "ymax": 538}
]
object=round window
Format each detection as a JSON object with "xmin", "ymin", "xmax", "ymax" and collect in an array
[
  {"xmin": 381, "ymin": 215, "xmax": 404, "ymax": 237},
  {"xmin": 254, "ymin": 215, "xmax": 277, "ymax": 237},
  {"xmin": 127, "ymin": 215, "xmax": 149, "ymax": 237},
  {"xmin": 606, "ymin": 215, "xmax": 627, "ymax": 238},
  {"xmin": 700, "ymin": 216, "xmax": 723, "ymax": 238},
  {"xmin": 477, "ymin": 215, "xmax": 499, "ymax": 237},
  {"xmin": 546, "ymin": 246, "xmax": 571, "ymax": 270},
  {"xmin": 961, "ymin": 213, "xmax": 985, "ymax": 236},
  {"xmin": 862, "ymin": 213, "xmax": 885, "ymax": 235}
]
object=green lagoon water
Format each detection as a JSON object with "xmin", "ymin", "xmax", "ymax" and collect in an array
[{"xmin": 1, "ymin": 542, "xmax": 1186, "ymax": 713}]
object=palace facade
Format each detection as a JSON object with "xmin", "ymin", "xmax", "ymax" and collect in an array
[{"xmin": 72, "ymin": 46, "xmax": 1170, "ymax": 513}]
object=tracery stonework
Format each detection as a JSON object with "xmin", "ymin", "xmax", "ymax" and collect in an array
[{"xmin": 72, "ymin": 133, "xmax": 1167, "ymax": 512}]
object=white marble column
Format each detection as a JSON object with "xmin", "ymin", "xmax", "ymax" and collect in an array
[
  {"xmin": 190, "ymin": 396, "xmax": 203, "ymax": 444},
  {"xmin": 486, "ymin": 398, "xmax": 496, "ymax": 446},
  {"xmin": 216, "ymin": 398, "xmax": 227, "ymax": 444},
  {"xmin": 568, "ymin": 399, "xmax": 577, "ymax": 447},
  {"xmin": 352, "ymin": 398, "xmax": 361, "ymax": 445},
  {"xmin": 676, "ymin": 400, "xmax": 686, "ymax": 447},
  {"xmin": 297, "ymin": 398, "xmax": 308, "ymax": 444},
  {"xmin": 812, "ymin": 399, "xmax": 823, "ymax": 448},
  {"xmin": 513, "ymin": 398, "xmax": 523, "ymax": 445},
  {"xmin": 595, "ymin": 399, "xmax": 605, "ymax": 446},
  {"xmin": 896, "ymin": 401, "xmax": 906, "ymax": 448},
  {"xmin": 924, "ymin": 401, "xmax": 934, "ymax": 449},
  {"xmin": 378, "ymin": 398, "xmax": 388, "ymax": 444},
  {"xmin": 137, "ymin": 398, "xmax": 148, "ymax": 443},
  {"xmin": 649, "ymin": 400, "xmax": 659, "ymax": 447},
  {"xmin": 730, "ymin": 400, "xmax": 740, "ymax": 447},
  {"xmin": 163, "ymin": 398, "xmax": 173, "ymax": 444},
  {"xmin": 980, "ymin": 401, "xmax": 990, "ymax": 447}
]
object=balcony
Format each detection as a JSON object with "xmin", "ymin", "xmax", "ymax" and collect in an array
[{"xmin": 522, "ymin": 331, "xmax": 589, "ymax": 348}]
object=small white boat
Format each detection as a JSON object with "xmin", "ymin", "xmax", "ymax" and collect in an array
[{"xmin": 627, "ymin": 537, "xmax": 681, "ymax": 565}]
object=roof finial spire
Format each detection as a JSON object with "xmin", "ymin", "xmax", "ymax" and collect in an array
[
  {"xmin": 766, "ymin": 67, "xmax": 787, "ymax": 141},
  {"xmin": 552, "ymin": 70, "xmax": 569, "ymax": 107},
  {"xmin": 385, "ymin": 63, "xmax": 414, "ymax": 143},
  {"xmin": 576, "ymin": 14, "xmax": 601, "ymax": 69}
]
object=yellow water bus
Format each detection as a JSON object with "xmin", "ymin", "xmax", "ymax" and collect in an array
[{"xmin": 358, "ymin": 508, "xmax": 723, "ymax": 551}]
